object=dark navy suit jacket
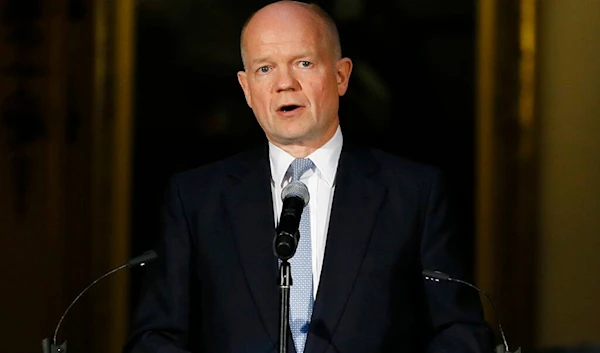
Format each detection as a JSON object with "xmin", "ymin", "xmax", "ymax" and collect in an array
[{"xmin": 124, "ymin": 144, "xmax": 495, "ymax": 353}]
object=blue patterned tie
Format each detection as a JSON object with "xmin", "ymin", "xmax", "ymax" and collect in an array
[{"xmin": 288, "ymin": 158, "xmax": 314, "ymax": 353}]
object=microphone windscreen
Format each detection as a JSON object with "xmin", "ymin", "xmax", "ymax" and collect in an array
[{"xmin": 281, "ymin": 181, "xmax": 310, "ymax": 204}]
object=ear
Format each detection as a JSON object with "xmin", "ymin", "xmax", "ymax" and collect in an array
[
  {"xmin": 335, "ymin": 57, "xmax": 353, "ymax": 96},
  {"xmin": 237, "ymin": 71, "xmax": 252, "ymax": 108}
]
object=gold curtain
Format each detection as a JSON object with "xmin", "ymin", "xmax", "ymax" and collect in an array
[
  {"xmin": 476, "ymin": 0, "xmax": 538, "ymax": 349},
  {"xmin": 0, "ymin": 0, "xmax": 134, "ymax": 352}
]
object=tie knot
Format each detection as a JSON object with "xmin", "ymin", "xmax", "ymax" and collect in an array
[{"xmin": 289, "ymin": 158, "xmax": 314, "ymax": 181}]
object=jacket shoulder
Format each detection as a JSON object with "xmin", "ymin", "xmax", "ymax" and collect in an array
[
  {"xmin": 365, "ymin": 148, "xmax": 441, "ymax": 181},
  {"xmin": 170, "ymin": 146, "xmax": 266, "ymax": 188}
]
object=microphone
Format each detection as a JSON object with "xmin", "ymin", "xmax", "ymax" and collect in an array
[
  {"xmin": 42, "ymin": 250, "xmax": 158, "ymax": 353},
  {"xmin": 422, "ymin": 269, "xmax": 521, "ymax": 353},
  {"xmin": 273, "ymin": 181, "xmax": 309, "ymax": 260}
]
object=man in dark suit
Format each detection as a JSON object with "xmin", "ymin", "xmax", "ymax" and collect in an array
[{"xmin": 124, "ymin": 1, "xmax": 495, "ymax": 352}]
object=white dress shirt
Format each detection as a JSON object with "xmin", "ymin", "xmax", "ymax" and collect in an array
[{"xmin": 269, "ymin": 126, "xmax": 343, "ymax": 298}]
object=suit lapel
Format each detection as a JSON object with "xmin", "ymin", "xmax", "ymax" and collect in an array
[
  {"xmin": 305, "ymin": 147, "xmax": 387, "ymax": 353},
  {"xmin": 224, "ymin": 146, "xmax": 281, "ymax": 346}
]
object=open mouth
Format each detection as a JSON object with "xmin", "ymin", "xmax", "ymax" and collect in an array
[{"xmin": 278, "ymin": 104, "xmax": 301, "ymax": 112}]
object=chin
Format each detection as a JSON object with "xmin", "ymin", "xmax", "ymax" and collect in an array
[
  {"xmin": 271, "ymin": 131, "xmax": 309, "ymax": 145},
  {"xmin": 274, "ymin": 126, "xmax": 309, "ymax": 139}
]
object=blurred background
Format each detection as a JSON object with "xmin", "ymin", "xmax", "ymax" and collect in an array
[{"xmin": 1, "ymin": 0, "xmax": 599, "ymax": 352}]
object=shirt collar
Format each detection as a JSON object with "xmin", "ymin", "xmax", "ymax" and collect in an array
[{"xmin": 269, "ymin": 125, "xmax": 343, "ymax": 187}]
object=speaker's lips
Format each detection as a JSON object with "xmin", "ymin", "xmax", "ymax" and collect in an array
[{"xmin": 278, "ymin": 104, "xmax": 301, "ymax": 112}]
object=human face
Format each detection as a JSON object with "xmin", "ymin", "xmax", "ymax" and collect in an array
[{"xmin": 237, "ymin": 6, "xmax": 352, "ymax": 152}]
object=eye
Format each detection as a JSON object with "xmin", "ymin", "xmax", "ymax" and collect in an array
[
  {"xmin": 257, "ymin": 66, "xmax": 270, "ymax": 74},
  {"xmin": 299, "ymin": 61, "xmax": 312, "ymax": 68}
]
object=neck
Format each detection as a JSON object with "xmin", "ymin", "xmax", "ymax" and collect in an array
[
  {"xmin": 278, "ymin": 145, "xmax": 318, "ymax": 159},
  {"xmin": 270, "ymin": 123, "xmax": 339, "ymax": 158}
]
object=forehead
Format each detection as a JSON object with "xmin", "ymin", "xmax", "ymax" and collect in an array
[
  {"xmin": 252, "ymin": 27, "xmax": 317, "ymax": 51},
  {"xmin": 243, "ymin": 8, "xmax": 327, "ymax": 57}
]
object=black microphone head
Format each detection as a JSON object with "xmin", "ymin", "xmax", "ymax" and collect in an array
[
  {"xmin": 281, "ymin": 181, "xmax": 310, "ymax": 205},
  {"xmin": 422, "ymin": 269, "xmax": 451, "ymax": 281},
  {"xmin": 128, "ymin": 250, "xmax": 158, "ymax": 267}
]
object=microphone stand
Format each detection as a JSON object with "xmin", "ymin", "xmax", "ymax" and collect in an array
[
  {"xmin": 274, "ymin": 182, "xmax": 309, "ymax": 353},
  {"xmin": 278, "ymin": 260, "xmax": 292, "ymax": 353},
  {"xmin": 274, "ymin": 229, "xmax": 300, "ymax": 353}
]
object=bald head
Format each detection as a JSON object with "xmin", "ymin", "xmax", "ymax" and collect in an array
[{"xmin": 240, "ymin": 1, "xmax": 342, "ymax": 69}]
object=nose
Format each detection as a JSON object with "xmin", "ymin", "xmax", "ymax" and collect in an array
[{"xmin": 274, "ymin": 67, "xmax": 299, "ymax": 92}]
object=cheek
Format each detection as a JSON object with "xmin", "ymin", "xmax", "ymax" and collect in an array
[
  {"xmin": 248, "ymin": 87, "xmax": 270, "ymax": 109},
  {"xmin": 311, "ymin": 83, "xmax": 337, "ymax": 110},
  {"xmin": 305, "ymin": 82, "xmax": 326, "ymax": 104}
]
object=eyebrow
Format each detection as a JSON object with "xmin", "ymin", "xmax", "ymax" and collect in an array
[
  {"xmin": 251, "ymin": 56, "xmax": 270, "ymax": 65},
  {"xmin": 250, "ymin": 51, "xmax": 314, "ymax": 66}
]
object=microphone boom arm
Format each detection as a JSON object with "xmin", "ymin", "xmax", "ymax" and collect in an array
[
  {"xmin": 422, "ymin": 269, "xmax": 520, "ymax": 353},
  {"xmin": 448, "ymin": 277, "xmax": 510, "ymax": 353},
  {"xmin": 43, "ymin": 250, "xmax": 158, "ymax": 353},
  {"xmin": 52, "ymin": 264, "xmax": 127, "ymax": 345}
]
